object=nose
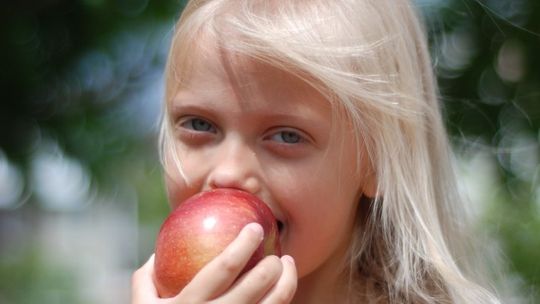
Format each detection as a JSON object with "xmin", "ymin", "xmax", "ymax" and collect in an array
[{"xmin": 206, "ymin": 139, "xmax": 262, "ymax": 194}]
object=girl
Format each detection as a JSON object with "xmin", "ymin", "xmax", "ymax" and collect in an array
[{"xmin": 132, "ymin": 0, "xmax": 508, "ymax": 303}]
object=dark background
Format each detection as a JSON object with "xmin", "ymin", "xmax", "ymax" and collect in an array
[{"xmin": 0, "ymin": 0, "xmax": 538, "ymax": 303}]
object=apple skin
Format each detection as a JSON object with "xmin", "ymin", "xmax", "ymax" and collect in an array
[{"xmin": 153, "ymin": 188, "xmax": 281, "ymax": 298}]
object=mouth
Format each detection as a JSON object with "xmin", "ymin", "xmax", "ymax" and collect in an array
[{"xmin": 277, "ymin": 220, "xmax": 284, "ymax": 234}]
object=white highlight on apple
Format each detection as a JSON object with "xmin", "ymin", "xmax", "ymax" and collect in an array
[{"xmin": 203, "ymin": 216, "xmax": 217, "ymax": 230}]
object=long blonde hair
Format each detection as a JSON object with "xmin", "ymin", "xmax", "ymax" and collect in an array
[{"xmin": 160, "ymin": 0, "xmax": 506, "ymax": 302}]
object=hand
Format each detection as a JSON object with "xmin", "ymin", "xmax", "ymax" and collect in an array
[{"xmin": 131, "ymin": 223, "xmax": 297, "ymax": 304}]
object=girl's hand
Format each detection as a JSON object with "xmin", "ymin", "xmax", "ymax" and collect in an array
[{"xmin": 131, "ymin": 223, "xmax": 297, "ymax": 304}]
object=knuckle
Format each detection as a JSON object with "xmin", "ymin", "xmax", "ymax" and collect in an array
[
  {"xmin": 251, "ymin": 265, "xmax": 273, "ymax": 283},
  {"xmin": 251, "ymin": 256, "xmax": 282, "ymax": 283},
  {"xmin": 217, "ymin": 252, "xmax": 244, "ymax": 275}
]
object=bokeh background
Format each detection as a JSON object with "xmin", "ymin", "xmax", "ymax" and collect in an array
[{"xmin": 0, "ymin": 0, "xmax": 538, "ymax": 303}]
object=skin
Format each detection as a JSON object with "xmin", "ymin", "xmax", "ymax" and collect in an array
[{"xmin": 132, "ymin": 43, "xmax": 376, "ymax": 303}]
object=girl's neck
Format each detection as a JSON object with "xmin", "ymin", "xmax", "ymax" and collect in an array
[
  {"xmin": 292, "ymin": 273, "xmax": 350, "ymax": 304},
  {"xmin": 291, "ymin": 246, "xmax": 360, "ymax": 304}
]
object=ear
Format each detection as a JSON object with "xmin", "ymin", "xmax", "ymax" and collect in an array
[
  {"xmin": 358, "ymin": 150, "xmax": 377, "ymax": 198},
  {"xmin": 361, "ymin": 170, "xmax": 377, "ymax": 198}
]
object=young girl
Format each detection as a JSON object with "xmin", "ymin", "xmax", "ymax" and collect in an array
[{"xmin": 132, "ymin": 0, "xmax": 508, "ymax": 303}]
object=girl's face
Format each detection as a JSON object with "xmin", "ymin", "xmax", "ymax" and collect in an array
[{"xmin": 164, "ymin": 47, "xmax": 375, "ymax": 281}]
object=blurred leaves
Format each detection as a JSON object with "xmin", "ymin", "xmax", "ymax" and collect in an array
[{"xmin": 424, "ymin": 0, "xmax": 540, "ymax": 139}]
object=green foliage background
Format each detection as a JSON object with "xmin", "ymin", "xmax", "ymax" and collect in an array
[{"xmin": 0, "ymin": 0, "xmax": 538, "ymax": 303}]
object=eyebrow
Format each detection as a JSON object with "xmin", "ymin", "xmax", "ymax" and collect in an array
[
  {"xmin": 168, "ymin": 90, "xmax": 209, "ymax": 114},
  {"xmin": 169, "ymin": 102, "xmax": 322, "ymax": 125},
  {"xmin": 170, "ymin": 90, "xmax": 332, "ymax": 129},
  {"xmin": 170, "ymin": 89, "xmax": 220, "ymax": 105}
]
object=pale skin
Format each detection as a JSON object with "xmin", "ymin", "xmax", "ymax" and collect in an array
[{"xmin": 132, "ymin": 42, "xmax": 376, "ymax": 303}]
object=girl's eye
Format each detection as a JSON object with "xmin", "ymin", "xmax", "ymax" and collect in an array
[
  {"xmin": 270, "ymin": 130, "xmax": 304, "ymax": 144},
  {"xmin": 264, "ymin": 128, "xmax": 311, "ymax": 157},
  {"xmin": 181, "ymin": 118, "xmax": 216, "ymax": 133}
]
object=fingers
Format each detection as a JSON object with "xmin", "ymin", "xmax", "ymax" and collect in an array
[
  {"xmin": 216, "ymin": 255, "xmax": 297, "ymax": 304},
  {"xmin": 173, "ymin": 223, "xmax": 298, "ymax": 304},
  {"xmin": 218, "ymin": 255, "xmax": 283, "ymax": 303},
  {"xmin": 178, "ymin": 223, "xmax": 264, "ymax": 301},
  {"xmin": 131, "ymin": 254, "xmax": 159, "ymax": 303},
  {"xmin": 258, "ymin": 255, "xmax": 298, "ymax": 304}
]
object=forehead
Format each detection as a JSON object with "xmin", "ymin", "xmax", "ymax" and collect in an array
[{"xmin": 172, "ymin": 37, "xmax": 332, "ymax": 114}]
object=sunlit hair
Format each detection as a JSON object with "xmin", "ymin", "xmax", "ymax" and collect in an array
[{"xmin": 160, "ymin": 0, "xmax": 508, "ymax": 303}]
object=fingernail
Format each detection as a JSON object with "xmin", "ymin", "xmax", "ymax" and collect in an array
[
  {"xmin": 245, "ymin": 222, "xmax": 263, "ymax": 239},
  {"xmin": 282, "ymin": 255, "xmax": 295, "ymax": 265}
]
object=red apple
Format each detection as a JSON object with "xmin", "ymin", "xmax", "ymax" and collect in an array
[{"xmin": 153, "ymin": 188, "xmax": 281, "ymax": 298}]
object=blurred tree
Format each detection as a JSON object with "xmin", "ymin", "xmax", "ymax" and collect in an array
[
  {"xmin": 0, "ymin": 1, "xmax": 181, "ymax": 303},
  {"xmin": 422, "ymin": 0, "xmax": 540, "ymax": 298},
  {"xmin": 1, "ymin": 0, "xmax": 180, "ymax": 167}
]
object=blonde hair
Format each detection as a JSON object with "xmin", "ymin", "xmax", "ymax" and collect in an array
[{"xmin": 160, "ymin": 0, "xmax": 508, "ymax": 303}]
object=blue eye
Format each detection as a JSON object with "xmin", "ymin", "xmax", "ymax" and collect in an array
[
  {"xmin": 271, "ymin": 131, "xmax": 302, "ymax": 144},
  {"xmin": 181, "ymin": 118, "xmax": 216, "ymax": 133}
]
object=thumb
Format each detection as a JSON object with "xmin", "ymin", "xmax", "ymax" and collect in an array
[{"xmin": 131, "ymin": 254, "xmax": 159, "ymax": 303}]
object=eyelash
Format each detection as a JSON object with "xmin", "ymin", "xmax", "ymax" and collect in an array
[
  {"xmin": 175, "ymin": 116, "xmax": 310, "ymax": 153},
  {"xmin": 263, "ymin": 129, "xmax": 310, "ymax": 157},
  {"xmin": 179, "ymin": 117, "xmax": 217, "ymax": 133},
  {"xmin": 266, "ymin": 129, "xmax": 306, "ymax": 144}
]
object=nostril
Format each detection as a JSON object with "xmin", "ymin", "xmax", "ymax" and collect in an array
[{"xmin": 207, "ymin": 171, "xmax": 261, "ymax": 195}]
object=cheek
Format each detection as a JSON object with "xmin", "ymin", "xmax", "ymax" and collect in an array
[
  {"xmin": 163, "ymin": 163, "xmax": 188, "ymax": 209},
  {"xmin": 271, "ymin": 157, "xmax": 362, "ymax": 230},
  {"xmin": 291, "ymin": 150, "xmax": 362, "ymax": 225},
  {"xmin": 164, "ymin": 174, "xmax": 185, "ymax": 209},
  {"xmin": 163, "ymin": 150, "xmax": 205, "ymax": 209},
  {"xmin": 276, "ymin": 173, "xmax": 360, "ymax": 277}
]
